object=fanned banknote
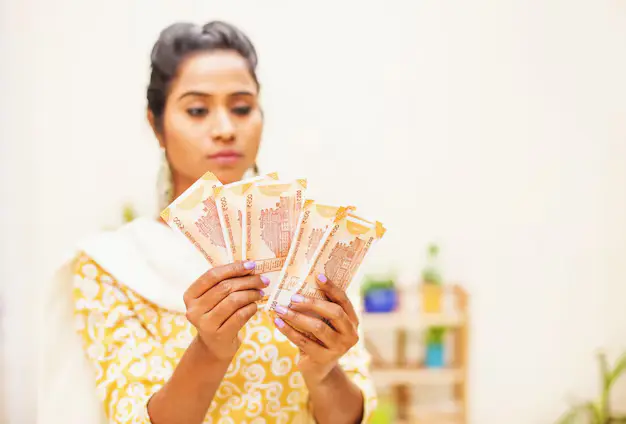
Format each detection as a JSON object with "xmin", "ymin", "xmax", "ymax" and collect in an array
[
  {"xmin": 214, "ymin": 172, "xmax": 279, "ymax": 262},
  {"xmin": 241, "ymin": 179, "xmax": 307, "ymax": 303},
  {"xmin": 160, "ymin": 171, "xmax": 228, "ymax": 267},
  {"xmin": 266, "ymin": 201, "xmax": 353, "ymax": 312},
  {"xmin": 286, "ymin": 213, "xmax": 386, "ymax": 342},
  {"xmin": 299, "ymin": 213, "xmax": 386, "ymax": 299},
  {"xmin": 161, "ymin": 170, "xmax": 388, "ymax": 321}
]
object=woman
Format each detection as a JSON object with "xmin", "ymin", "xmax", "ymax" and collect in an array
[{"xmin": 38, "ymin": 21, "xmax": 376, "ymax": 424}]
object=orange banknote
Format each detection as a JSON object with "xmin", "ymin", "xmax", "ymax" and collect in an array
[
  {"xmin": 214, "ymin": 172, "xmax": 279, "ymax": 262},
  {"xmin": 241, "ymin": 179, "xmax": 307, "ymax": 303},
  {"xmin": 266, "ymin": 201, "xmax": 353, "ymax": 312},
  {"xmin": 300, "ymin": 213, "xmax": 386, "ymax": 299},
  {"xmin": 160, "ymin": 171, "xmax": 228, "ymax": 267}
]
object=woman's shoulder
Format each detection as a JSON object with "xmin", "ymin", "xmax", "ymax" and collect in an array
[
  {"xmin": 71, "ymin": 251, "xmax": 150, "ymax": 309},
  {"xmin": 73, "ymin": 251, "xmax": 109, "ymax": 279}
]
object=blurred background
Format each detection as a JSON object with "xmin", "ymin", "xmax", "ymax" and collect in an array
[{"xmin": 1, "ymin": 1, "xmax": 625, "ymax": 423}]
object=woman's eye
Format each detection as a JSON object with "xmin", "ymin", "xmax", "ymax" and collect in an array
[
  {"xmin": 187, "ymin": 107, "xmax": 208, "ymax": 117},
  {"xmin": 232, "ymin": 106, "xmax": 252, "ymax": 116}
]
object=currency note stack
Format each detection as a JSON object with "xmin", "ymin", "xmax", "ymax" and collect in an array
[{"xmin": 161, "ymin": 171, "xmax": 386, "ymax": 313}]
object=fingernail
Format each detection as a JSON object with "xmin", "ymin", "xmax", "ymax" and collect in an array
[
  {"xmin": 259, "ymin": 289, "xmax": 265, "ymax": 297},
  {"xmin": 275, "ymin": 305, "xmax": 288, "ymax": 315},
  {"xmin": 260, "ymin": 275, "xmax": 270, "ymax": 286},
  {"xmin": 317, "ymin": 274, "xmax": 328, "ymax": 284},
  {"xmin": 274, "ymin": 317, "xmax": 285, "ymax": 328},
  {"xmin": 244, "ymin": 261, "xmax": 256, "ymax": 270},
  {"xmin": 291, "ymin": 294, "xmax": 305, "ymax": 303}
]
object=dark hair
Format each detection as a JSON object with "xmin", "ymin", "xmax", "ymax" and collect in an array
[{"xmin": 147, "ymin": 21, "xmax": 259, "ymax": 131}]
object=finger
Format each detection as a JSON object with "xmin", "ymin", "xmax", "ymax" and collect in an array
[
  {"xmin": 274, "ymin": 305, "xmax": 337, "ymax": 348},
  {"xmin": 207, "ymin": 290, "xmax": 263, "ymax": 328},
  {"xmin": 287, "ymin": 294, "xmax": 353, "ymax": 335},
  {"xmin": 193, "ymin": 274, "xmax": 268, "ymax": 313},
  {"xmin": 315, "ymin": 274, "xmax": 359, "ymax": 325},
  {"xmin": 218, "ymin": 302, "xmax": 258, "ymax": 337},
  {"xmin": 184, "ymin": 260, "xmax": 257, "ymax": 302},
  {"xmin": 274, "ymin": 316, "xmax": 328, "ymax": 357}
]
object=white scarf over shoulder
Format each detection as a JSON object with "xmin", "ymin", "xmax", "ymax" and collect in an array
[{"xmin": 37, "ymin": 217, "xmax": 209, "ymax": 424}]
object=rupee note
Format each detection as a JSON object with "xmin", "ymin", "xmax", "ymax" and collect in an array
[
  {"xmin": 241, "ymin": 179, "xmax": 307, "ymax": 303},
  {"xmin": 160, "ymin": 171, "xmax": 228, "ymax": 267},
  {"xmin": 265, "ymin": 201, "xmax": 352, "ymax": 311},
  {"xmin": 300, "ymin": 213, "xmax": 386, "ymax": 299},
  {"xmin": 290, "ymin": 213, "xmax": 386, "ymax": 342},
  {"xmin": 214, "ymin": 172, "xmax": 279, "ymax": 262}
]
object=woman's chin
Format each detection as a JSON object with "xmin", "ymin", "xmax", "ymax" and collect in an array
[{"xmin": 210, "ymin": 167, "xmax": 246, "ymax": 185}]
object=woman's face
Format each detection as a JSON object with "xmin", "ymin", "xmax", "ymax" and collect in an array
[{"xmin": 154, "ymin": 50, "xmax": 263, "ymax": 188}]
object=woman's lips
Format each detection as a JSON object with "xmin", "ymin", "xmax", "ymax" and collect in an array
[{"xmin": 207, "ymin": 151, "xmax": 243, "ymax": 165}]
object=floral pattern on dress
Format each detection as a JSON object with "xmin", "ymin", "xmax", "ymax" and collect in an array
[{"xmin": 73, "ymin": 253, "xmax": 376, "ymax": 423}]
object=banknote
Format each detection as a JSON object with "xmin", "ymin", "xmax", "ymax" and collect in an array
[
  {"xmin": 265, "ymin": 201, "xmax": 352, "ymax": 311},
  {"xmin": 160, "ymin": 171, "xmax": 228, "ymax": 267},
  {"xmin": 285, "ymin": 213, "xmax": 385, "ymax": 342},
  {"xmin": 214, "ymin": 172, "xmax": 279, "ymax": 262},
  {"xmin": 299, "ymin": 213, "xmax": 386, "ymax": 299},
  {"xmin": 241, "ymin": 179, "xmax": 307, "ymax": 303}
]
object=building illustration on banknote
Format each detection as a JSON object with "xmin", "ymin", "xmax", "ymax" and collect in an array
[
  {"xmin": 305, "ymin": 229, "xmax": 324, "ymax": 263},
  {"xmin": 194, "ymin": 198, "xmax": 226, "ymax": 248},
  {"xmin": 259, "ymin": 196, "xmax": 298, "ymax": 257},
  {"xmin": 323, "ymin": 237, "xmax": 368, "ymax": 291}
]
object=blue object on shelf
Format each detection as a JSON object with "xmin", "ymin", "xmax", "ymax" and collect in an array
[
  {"xmin": 425, "ymin": 342, "xmax": 445, "ymax": 368},
  {"xmin": 364, "ymin": 288, "xmax": 397, "ymax": 313}
]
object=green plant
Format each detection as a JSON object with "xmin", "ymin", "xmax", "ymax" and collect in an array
[
  {"xmin": 425, "ymin": 326, "xmax": 446, "ymax": 345},
  {"xmin": 122, "ymin": 203, "xmax": 137, "ymax": 223},
  {"xmin": 556, "ymin": 351, "xmax": 626, "ymax": 424},
  {"xmin": 361, "ymin": 275, "xmax": 395, "ymax": 295},
  {"xmin": 422, "ymin": 243, "xmax": 443, "ymax": 285}
]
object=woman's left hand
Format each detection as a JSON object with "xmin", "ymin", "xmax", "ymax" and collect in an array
[{"xmin": 273, "ymin": 274, "xmax": 359, "ymax": 385}]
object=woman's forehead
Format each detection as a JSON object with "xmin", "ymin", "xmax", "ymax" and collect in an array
[{"xmin": 172, "ymin": 51, "xmax": 257, "ymax": 97}]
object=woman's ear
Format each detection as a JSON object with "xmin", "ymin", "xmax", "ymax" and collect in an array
[{"xmin": 147, "ymin": 108, "xmax": 165, "ymax": 147}]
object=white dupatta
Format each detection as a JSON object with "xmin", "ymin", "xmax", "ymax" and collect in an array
[{"xmin": 37, "ymin": 217, "xmax": 209, "ymax": 424}]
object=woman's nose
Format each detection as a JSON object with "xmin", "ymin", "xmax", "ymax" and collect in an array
[{"xmin": 210, "ymin": 109, "xmax": 235, "ymax": 142}]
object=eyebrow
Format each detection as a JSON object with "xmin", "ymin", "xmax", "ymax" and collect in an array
[{"xmin": 178, "ymin": 90, "xmax": 255, "ymax": 100}]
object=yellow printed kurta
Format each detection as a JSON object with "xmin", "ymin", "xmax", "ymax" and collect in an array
[{"xmin": 72, "ymin": 254, "xmax": 376, "ymax": 423}]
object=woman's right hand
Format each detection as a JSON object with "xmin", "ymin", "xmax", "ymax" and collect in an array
[{"xmin": 183, "ymin": 260, "xmax": 268, "ymax": 362}]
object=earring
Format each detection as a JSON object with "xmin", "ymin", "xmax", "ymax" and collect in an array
[{"xmin": 156, "ymin": 147, "xmax": 174, "ymax": 213}]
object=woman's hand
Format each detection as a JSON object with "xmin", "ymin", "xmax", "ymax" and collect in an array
[
  {"xmin": 273, "ymin": 274, "xmax": 359, "ymax": 385},
  {"xmin": 183, "ymin": 261, "xmax": 268, "ymax": 362}
]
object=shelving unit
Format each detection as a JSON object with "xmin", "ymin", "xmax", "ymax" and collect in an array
[{"xmin": 361, "ymin": 285, "xmax": 469, "ymax": 424}]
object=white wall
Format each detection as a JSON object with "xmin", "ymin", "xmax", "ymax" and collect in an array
[{"xmin": 1, "ymin": 1, "xmax": 625, "ymax": 423}]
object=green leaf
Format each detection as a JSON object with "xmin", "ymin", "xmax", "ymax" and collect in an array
[
  {"xmin": 361, "ymin": 276, "xmax": 395, "ymax": 294},
  {"xmin": 599, "ymin": 352, "xmax": 611, "ymax": 385},
  {"xmin": 609, "ymin": 352, "xmax": 626, "ymax": 388},
  {"xmin": 556, "ymin": 402, "xmax": 601, "ymax": 424},
  {"xmin": 427, "ymin": 243, "xmax": 439, "ymax": 258},
  {"xmin": 122, "ymin": 203, "xmax": 137, "ymax": 223},
  {"xmin": 425, "ymin": 326, "xmax": 447, "ymax": 344},
  {"xmin": 422, "ymin": 267, "xmax": 442, "ymax": 285},
  {"xmin": 555, "ymin": 404, "xmax": 591, "ymax": 424}
]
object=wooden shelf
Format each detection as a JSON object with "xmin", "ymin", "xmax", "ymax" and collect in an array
[
  {"xmin": 363, "ymin": 285, "xmax": 469, "ymax": 424},
  {"xmin": 411, "ymin": 403, "xmax": 463, "ymax": 424},
  {"xmin": 371, "ymin": 367, "xmax": 463, "ymax": 386},
  {"xmin": 362, "ymin": 311, "xmax": 465, "ymax": 331}
]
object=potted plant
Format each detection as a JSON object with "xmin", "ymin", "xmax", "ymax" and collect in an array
[
  {"xmin": 362, "ymin": 274, "xmax": 398, "ymax": 313},
  {"xmin": 421, "ymin": 243, "xmax": 444, "ymax": 313},
  {"xmin": 556, "ymin": 351, "xmax": 626, "ymax": 424},
  {"xmin": 424, "ymin": 326, "xmax": 447, "ymax": 368}
]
